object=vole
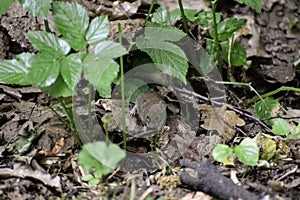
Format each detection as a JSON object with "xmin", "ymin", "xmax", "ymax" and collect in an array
[{"xmin": 130, "ymin": 91, "xmax": 167, "ymax": 133}]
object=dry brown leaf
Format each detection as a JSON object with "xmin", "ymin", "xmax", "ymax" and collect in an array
[{"xmin": 199, "ymin": 104, "xmax": 245, "ymax": 141}]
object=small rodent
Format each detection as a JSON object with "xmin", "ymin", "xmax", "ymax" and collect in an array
[{"xmin": 131, "ymin": 91, "xmax": 167, "ymax": 130}]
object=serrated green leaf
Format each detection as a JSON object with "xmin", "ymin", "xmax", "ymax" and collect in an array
[
  {"xmin": 26, "ymin": 31, "xmax": 70, "ymax": 57},
  {"xmin": 170, "ymin": 9, "xmax": 196, "ymax": 24},
  {"xmin": 144, "ymin": 48, "xmax": 188, "ymax": 83},
  {"xmin": 254, "ymin": 97, "xmax": 280, "ymax": 119},
  {"xmin": 210, "ymin": 18, "xmax": 246, "ymax": 41},
  {"xmin": 194, "ymin": 11, "xmax": 221, "ymax": 28},
  {"xmin": 152, "ymin": 7, "xmax": 185, "ymax": 25},
  {"xmin": 152, "ymin": 6, "xmax": 170, "ymax": 24},
  {"xmin": 0, "ymin": 0, "xmax": 13, "ymax": 16},
  {"xmin": 85, "ymin": 15, "xmax": 110, "ymax": 46},
  {"xmin": 23, "ymin": 0, "xmax": 51, "ymax": 19},
  {"xmin": 53, "ymin": 2, "xmax": 89, "ymax": 51},
  {"xmin": 40, "ymin": 75, "xmax": 73, "ymax": 97},
  {"xmin": 182, "ymin": 9, "xmax": 197, "ymax": 22},
  {"xmin": 60, "ymin": 53, "xmax": 82, "ymax": 89},
  {"xmin": 144, "ymin": 24, "xmax": 186, "ymax": 42},
  {"xmin": 212, "ymin": 144, "xmax": 233, "ymax": 163},
  {"xmin": 234, "ymin": 137, "xmax": 259, "ymax": 166},
  {"xmin": 28, "ymin": 54, "xmax": 60, "ymax": 87},
  {"xmin": 0, "ymin": 53, "xmax": 33, "ymax": 85},
  {"xmin": 221, "ymin": 41, "xmax": 247, "ymax": 66},
  {"xmin": 83, "ymin": 55, "xmax": 119, "ymax": 98},
  {"xmin": 136, "ymin": 26, "xmax": 188, "ymax": 83},
  {"xmin": 235, "ymin": 0, "xmax": 261, "ymax": 13},
  {"xmin": 272, "ymin": 118, "xmax": 290, "ymax": 136},
  {"xmin": 94, "ymin": 41, "xmax": 127, "ymax": 58}
]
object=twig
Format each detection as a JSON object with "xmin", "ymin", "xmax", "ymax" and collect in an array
[{"xmin": 174, "ymin": 87, "xmax": 272, "ymax": 133}]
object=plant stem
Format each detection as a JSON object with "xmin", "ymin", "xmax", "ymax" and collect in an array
[
  {"xmin": 211, "ymin": 1, "xmax": 222, "ymax": 74},
  {"xmin": 242, "ymin": 86, "xmax": 300, "ymax": 106},
  {"xmin": 144, "ymin": 0, "xmax": 156, "ymax": 25},
  {"xmin": 44, "ymin": 19, "xmax": 51, "ymax": 32},
  {"xmin": 178, "ymin": 0, "xmax": 189, "ymax": 34},
  {"xmin": 118, "ymin": 23, "xmax": 127, "ymax": 150},
  {"xmin": 58, "ymin": 98, "xmax": 82, "ymax": 145},
  {"xmin": 87, "ymin": 83, "xmax": 93, "ymax": 139}
]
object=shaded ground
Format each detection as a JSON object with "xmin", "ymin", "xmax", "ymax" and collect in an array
[{"xmin": 1, "ymin": 0, "xmax": 300, "ymax": 199}]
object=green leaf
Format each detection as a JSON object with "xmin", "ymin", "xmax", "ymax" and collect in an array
[
  {"xmin": 254, "ymin": 97, "xmax": 280, "ymax": 119},
  {"xmin": 272, "ymin": 118, "xmax": 290, "ymax": 136},
  {"xmin": 221, "ymin": 41, "xmax": 247, "ymax": 66},
  {"xmin": 85, "ymin": 15, "xmax": 110, "ymax": 46},
  {"xmin": 124, "ymin": 78, "xmax": 149, "ymax": 103},
  {"xmin": 0, "ymin": 0, "xmax": 13, "ymax": 16},
  {"xmin": 152, "ymin": 6, "xmax": 170, "ymax": 24},
  {"xmin": 288, "ymin": 123, "xmax": 300, "ymax": 139},
  {"xmin": 78, "ymin": 141, "xmax": 125, "ymax": 179},
  {"xmin": 83, "ymin": 55, "xmax": 119, "ymax": 98},
  {"xmin": 210, "ymin": 18, "xmax": 246, "ymax": 41},
  {"xmin": 26, "ymin": 31, "xmax": 70, "ymax": 58},
  {"xmin": 23, "ymin": 0, "xmax": 52, "ymax": 19},
  {"xmin": 234, "ymin": 0, "xmax": 262, "ymax": 13},
  {"xmin": 179, "ymin": 9, "xmax": 197, "ymax": 22},
  {"xmin": 151, "ymin": 6, "xmax": 182, "ymax": 25},
  {"xmin": 0, "ymin": 53, "xmax": 33, "ymax": 85},
  {"xmin": 28, "ymin": 54, "xmax": 60, "ymax": 87},
  {"xmin": 60, "ymin": 53, "xmax": 82, "ymax": 89},
  {"xmin": 194, "ymin": 11, "xmax": 221, "ymax": 28},
  {"xmin": 206, "ymin": 38, "xmax": 219, "ymax": 64},
  {"xmin": 94, "ymin": 41, "xmax": 127, "ymax": 58},
  {"xmin": 234, "ymin": 137, "xmax": 259, "ymax": 166},
  {"xmin": 170, "ymin": 9, "xmax": 196, "ymax": 24},
  {"xmin": 53, "ymin": 2, "xmax": 89, "ymax": 51},
  {"xmin": 212, "ymin": 144, "xmax": 233, "ymax": 163},
  {"xmin": 40, "ymin": 75, "xmax": 73, "ymax": 97},
  {"xmin": 136, "ymin": 25, "xmax": 188, "ymax": 83}
]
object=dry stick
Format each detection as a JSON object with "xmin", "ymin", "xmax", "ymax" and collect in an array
[{"xmin": 174, "ymin": 87, "xmax": 272, "ymax": 133}]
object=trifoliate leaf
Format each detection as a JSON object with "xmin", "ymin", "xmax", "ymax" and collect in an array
[
  {"xmin": 53, "ymin": 2, "xmax": 89, "ymax": 51},
  {"xmin": 221, "ymin": 41, "xmax": 247, "ymax": 66},
  {"xmin": 26, "ymin": 31, "xmax": 70, "ymax": 58},
  {"xmin": 234, "ymin": 137, "xmax": 259, "ymax": 166},
  {"xmin": 85, "ymin": 15, "xmax": 110, "ymax": 46},
  {"xmin": 0, "ymin": 53, "xmax": 33, "ymax": 85},
  {"xmin": 210, "ymin": 18, "xmax": 246, "ymax": 41},
  {"xmin": 23, "ymin": 0, "xmax": 52, "ymax": 19},
  {"xmin": 272, "ymin": 118, "xmax": 290, "ymax": 136}
]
